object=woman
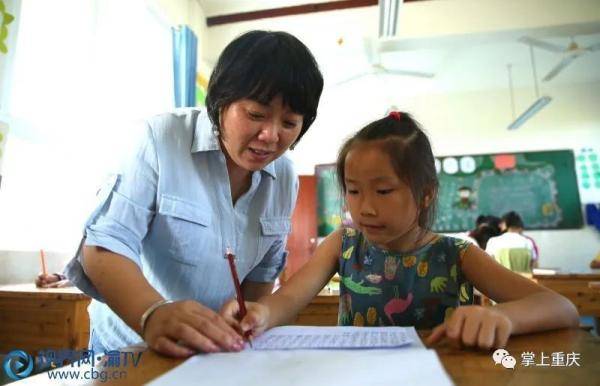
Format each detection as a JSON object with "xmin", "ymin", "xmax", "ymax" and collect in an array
[{"xmin": 65, "ymin": 30, "xmax": 323, "ymax": 357}]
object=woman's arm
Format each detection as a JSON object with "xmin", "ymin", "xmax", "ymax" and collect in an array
[{"xmin": 83, "ymin": 246, "xmax": 245, "ymax": 357}]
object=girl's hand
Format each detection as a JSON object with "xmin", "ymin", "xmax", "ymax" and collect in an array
[
  {"xmin": 220, "ymin": 299, "xmax": 270, "ymax": 339},
  {"xmin": 426, "ymin": 305, "xmax": 513, "ymax": 350},
  {"xmin": 143, "ymin": 300, "xmax": 245, "ymax": 357}
]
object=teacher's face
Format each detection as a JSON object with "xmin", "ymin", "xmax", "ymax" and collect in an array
[{"xmin": 220, "ymin": 95, "xmax": 304, "ymax": 172}]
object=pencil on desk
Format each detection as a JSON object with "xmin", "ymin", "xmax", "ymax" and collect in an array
[
  {"xmin": 40, "ymin": 249, "xmax": 47, "ymax": 276},
  {"xmin": 225, "ymin": 247, "xmax": 253, "ymax": 348}
]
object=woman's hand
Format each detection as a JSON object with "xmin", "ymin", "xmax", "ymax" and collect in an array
[
  {"xmin": 220, "ymin": 299, "xmax": 270, "ymax": 339},
  {"xmin": 143, "ymin": 300, "xmax": 246, "ymax": 357},
  {"xmin": 426, "ymin": 305, "xmax": 513, "ymax": 350},
  {"xmin": 35, "ymin": 273, "xmax": 70, "ymax": 288}
]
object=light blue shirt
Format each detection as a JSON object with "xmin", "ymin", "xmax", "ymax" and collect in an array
[{"xmin": 65, "ymin": 108, "xmax": 298, "ymax": 351}]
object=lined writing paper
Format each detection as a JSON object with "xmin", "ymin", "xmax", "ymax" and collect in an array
[{"xmin": 251, "ymin": 326, "xmax": 419, "ymax": 350}]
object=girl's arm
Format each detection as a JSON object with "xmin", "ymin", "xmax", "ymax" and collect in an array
[
  {"xmin": 242, "ymin": 281, "xmax": 275, "ymax": 302},
  {"xmin": 428, "ymin": 245, "xmax": 578, "ymax": 348},
  {"xmin": 463, "ymin": 245, "xmax": 578, "ymax": 332},
  {"xmin": 221, "ymin": 228, "xmax": 342, "ymax": 334}
]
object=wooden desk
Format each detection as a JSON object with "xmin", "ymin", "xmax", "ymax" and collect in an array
[
  {"xmin": 293, "ymin": 289, "xmax": 339, "ymax": 326},
  {"xmin": 13, "ymin": 328, "xmax": 600, "ymax": 385},
  {"xmin": 533, "ymin": 269, "xmax": 600, "ymax": 318},
  {"xmin": 0, "ymin": 283, "xmax": 91, "ymax": 353}
]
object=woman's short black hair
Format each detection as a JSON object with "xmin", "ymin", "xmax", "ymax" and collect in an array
[
  {"xmin": 336, "ymin": 112, "xmax": 438, "ymax": 231},
  {"xmin": 206, "ymin": 30, "xmax": 324, "ymax": 147}
]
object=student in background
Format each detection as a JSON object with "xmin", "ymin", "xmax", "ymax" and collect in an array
[
  {"xmin": 487, "ymin": 211, "xmax": 539, "ymax": 268},
  {"xmin": 499, "ymin": 211, "xmax": 539, "ymax": 259},
  {"xmin": 64, "ymin": 30, "xmax": 324, "ymax": 357},
  {"xmin": 221, "ymin": 111, "xmax": 578, "ymax": 350},
  {"xmin": 470, "ymin": 223, "xmax": 500, "ymax": 250},
  {"xmin": 456, "ymin": 215, "xmax": 501, "ymax": 249}
]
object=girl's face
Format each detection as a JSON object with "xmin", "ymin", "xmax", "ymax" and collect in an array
[
  {"xmin": 344, "ymin": 141, "xmax": 422, "ymax": 252},
  {"xmin": 220, "ymin": 95, "xmax": 304, "ymax": 172}
]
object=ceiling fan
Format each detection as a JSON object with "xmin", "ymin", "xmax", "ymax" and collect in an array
[
  {"xmin": 333, "ymin": 0, "xmax": 434, "ymax": 86},
  {"xmin": 519, "ymin": 36, "xmax": 600, "ymax": 82},
  {"xmin": 333, "ymin": 39, "xmax": 435, "ymax": 86}
]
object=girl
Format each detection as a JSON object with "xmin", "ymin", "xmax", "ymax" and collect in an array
[{"xmin": 221, "ymin": 111, "xmax": 578, "ymax": 349}]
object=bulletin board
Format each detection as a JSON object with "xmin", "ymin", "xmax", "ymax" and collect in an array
[
  {"xmin": 434, "ymin": 150, "xmax": 582, "ymax": 232},
  {"xmin": 315, "ymin": 150, "xmax": 583, "ymax": 236}
]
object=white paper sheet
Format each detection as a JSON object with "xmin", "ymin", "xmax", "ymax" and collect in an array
[
  {"xmin": 147, "ymin": 327, "xmax": 453, "ymax": 386},
  {"xmin": 251, "ymin": 325, "xmax": 419, "ymax": 350}
]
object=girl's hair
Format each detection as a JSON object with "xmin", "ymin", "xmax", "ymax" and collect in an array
[
  {"xmin": 336, "ymin": 112, "xmax": 438, "ymax": 231},
  {"xmin": 206, "ymin": 30, "xmax": 324, "ymax": 148}
]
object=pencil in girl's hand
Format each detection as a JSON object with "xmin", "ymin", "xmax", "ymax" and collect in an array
[{"xmin": 40, "ymin": 249, "xmax": 47, "ymax": 276}]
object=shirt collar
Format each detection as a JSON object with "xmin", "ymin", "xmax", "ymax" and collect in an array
[{"xmin": 191, "ymin": 109, "xmax": 277, "ymax": 179}]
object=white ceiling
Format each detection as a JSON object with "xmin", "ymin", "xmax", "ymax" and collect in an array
[
  {"xmin": 324, "ymin": 33, "xmax": 600, "ymax": 93},
  {"xmin": 196, "ymin": 1, "xmax": 600, "ymax": 94}
]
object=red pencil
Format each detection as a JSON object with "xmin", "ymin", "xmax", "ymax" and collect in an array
[{"xmin": 225, "ymin": 247, "xmax": 253, "ymax": 347}]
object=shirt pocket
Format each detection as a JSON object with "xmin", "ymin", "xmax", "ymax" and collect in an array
[
  {"xmin": 257, "ymin": 217, "xmax": 291, "ymax": 260},
  {"xmin": 157, "ymin": 194, "xmax": 214, "ymax": 266}
]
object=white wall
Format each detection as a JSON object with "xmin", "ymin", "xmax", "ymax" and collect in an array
[
  {"xmin": 0, "ymin": 0, "xmax": 178, "ymax": 284},
  {"xmin": 290, "ymin": 81, "xmax": 600, "ymax": 172},
  {"xmin": 287, "ymin": 80, "xmax": 600, "ymax": 272},
  {"xmin": 155, "ymin": 0, "xmax": 209, "ymax": 76},
  {"xmin": 0, "ymin": 250, "xmax": 70, "ymax": 285}
]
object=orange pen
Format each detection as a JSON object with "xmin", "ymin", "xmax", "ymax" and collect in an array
[{"xmin": 40, "ymin": 249, "xmax": 47, "ymax": 276}]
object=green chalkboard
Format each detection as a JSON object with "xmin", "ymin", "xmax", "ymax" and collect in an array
[
  {"xmin": 315, "ymin": 150, "xmax": 583, "ymax": 236},
  {"xmin": 433, "ymin": 150, "xmax": 583, "ymax": 232}
]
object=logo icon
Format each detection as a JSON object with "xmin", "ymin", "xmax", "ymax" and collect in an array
[
  {"xmin": 492, "ymin": 348, "xmax": 516, "ymax": 369},
  {"xmin": 3, "ymin": 350, "xmax": 34, "ymax": 380}
]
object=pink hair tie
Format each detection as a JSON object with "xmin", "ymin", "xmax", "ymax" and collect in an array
[{"xmin": 388, "ymin": 111, "xmax": 401, "ymax": 121}]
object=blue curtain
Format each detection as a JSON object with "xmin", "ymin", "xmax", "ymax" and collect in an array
[{"xmin": 172, "ymin": 25, "xmax": 197, "ymax": 107}]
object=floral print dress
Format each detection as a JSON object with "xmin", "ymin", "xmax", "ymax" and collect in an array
[{"xmin": 337, "ymin": 228, "xmax": 474, "ymax": 329}]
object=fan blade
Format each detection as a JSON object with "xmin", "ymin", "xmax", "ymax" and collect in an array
[
  {"xmin": 384, "ymin": 69, "xmax": 435, "ymax": 78},
  {"xmin": 333, "ymin": 72, "xmax": 370, "ymax": 86},
  {"xmin": 519, "ymin": 36, "xmax": 566, "ymax": 53},
  {"xmin": 543, "ymin": 54, "xmax": 577, "ymax": 81},
  {"xmin": 586, "ymin": 41, "xmax": 600, "ymax": 51}
]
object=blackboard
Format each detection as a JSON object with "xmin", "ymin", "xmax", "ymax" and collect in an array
[
  {"xmin": 433, "ymin": 150, "xmax": 582, "ymax": 232},
  {"xmin": 315, "ymin": 150, "xmax": 583, "ymax": 236}
]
